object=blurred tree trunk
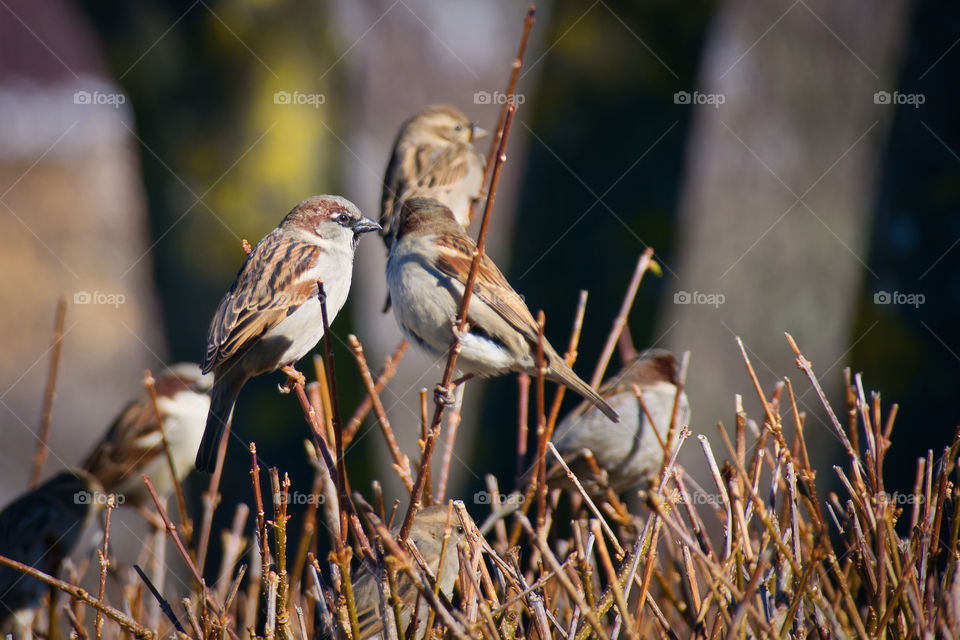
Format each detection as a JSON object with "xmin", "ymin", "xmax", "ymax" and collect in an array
[
  {"xmin": 659, "ymin": 0, "xmax": 909, "ymax": 470},
  {"xmin": 330, "ymin": 0, "xmax": 549, "ymax": 505},
  {"xmin": 0, "ymin": 0, "xmax": 165, "ymax": 501}
]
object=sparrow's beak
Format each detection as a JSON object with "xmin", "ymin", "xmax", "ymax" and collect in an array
[
  {"xmin": 353, "ymin": 217, "xmax": 381, "ymax": 234},
  {"xmin": 470, "ymin": 123, "xmax": 489, "ymax": 141}
]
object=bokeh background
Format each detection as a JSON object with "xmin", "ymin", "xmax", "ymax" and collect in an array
[{"xmin": 1, "ymin": 0, "xmax": 957, "ymax": 575}]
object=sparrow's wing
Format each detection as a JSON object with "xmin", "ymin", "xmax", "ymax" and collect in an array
[
  {"xmin": 80, "ymin": 397, "xmax": 159, "ymax": 489},
  {"xmin": 434, "ymin": 233, "xmax": 540, "ymax": 344},
  {"xmin": 351, "ymin": 562, "xmax": 419, "ymax": 639},
  {"xmin": 202, "ymin": 233, "xmax": 320, "ymax": 372},
  {"xmin": 413, "ymin": 143, "xmax": 471, "ymax": 192}
]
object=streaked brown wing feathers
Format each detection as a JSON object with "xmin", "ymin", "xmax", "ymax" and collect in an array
[
  {"xmin": 80, "ymin": 398, "xmax": 158, "ymax": 488},
  {"xmin": 414, "ymin": 143, "xmax": 470, "ymax": 191},
  {"xmin": 434, "ymin": 234, "xmax": 539, "ymax": 343},
  {"xmin": 202, "ymin": 235, "xmax": 320, "ymax": 371}
]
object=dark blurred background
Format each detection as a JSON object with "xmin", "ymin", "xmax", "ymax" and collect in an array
[{"xmin": 1, "ymin": 0, "xmax": 957, "ymax": 578}]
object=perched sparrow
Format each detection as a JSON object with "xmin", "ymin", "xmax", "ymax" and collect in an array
[
  {"xmin": 350, "ymin": 505, "xmax": 470, "ymax": 639},
  {"xmin": 0, "ymin": 470, "xmax": 103, "ymax": 634},
  {"xmin": 385, "ymin": 197, "xmax": 618, "ymax": 421},
  {"xmin": 478, "ymin": 350, "xmax": 688, "ymax": 534},
  {"xmin": 81, "ymin": 363, "xmax": 212, "ymax": 507},
  {"xmin": 379, "ymin": 104, "xmax": 486, "ymax": 251},
  {"xmin": 196, "ymin": 196, "xmax": 380, "ymax": 472},
  {"xmin": 548, "ymin": 349, "xmax": 690, "ymax": 494}
]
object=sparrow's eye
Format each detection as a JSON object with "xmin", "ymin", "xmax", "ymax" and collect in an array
[
  {"xmin": 456, "ymin": 525, "xmax": 464, "ymax": 534},
  {"xmin": 334, "ymin": 212, "xmax": 351, "ymax": 225},
  {"xmin": 453, "ymin": 124, "xmax": 463, "ymax": 132}
]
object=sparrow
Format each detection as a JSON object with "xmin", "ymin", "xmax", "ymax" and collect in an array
[
  {"xmin": 478, "ymin": 350, "xmax": 688, "ymax": 534},
  {"xmin": 349, "ymin": 505, "xmax": 470, "ymax": 639},
  {"xmin": 385, "ymin": 197, "xmax": 618, "ymax": 421},
  {"xmin": 0, "ymin": 470, "xmax": 103, "ymax": 635},
  {"xmin": 548, "ymin": 349, "xmax": 690, "ymax": 494},
  {"xmin": 196, "ymin": 196, "xmax": 380, "ymax": 472},
  {"xmin": 379, "ymin": 105, "xmax": 486, "ymax": 251},
  {"xmin": 81, "ymin": 363, "xmax": 212, "ymax": 507}
]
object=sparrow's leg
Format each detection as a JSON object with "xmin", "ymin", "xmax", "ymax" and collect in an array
[
  {"xmin": 434, "ymin": 383, "xmax": 458, "ymax": 406},
  {"xmin": 279, "ymin": 364, "xmax": 307, "ymax": 393},
  {"xmin": 434, "ymin": 373, "xmax": 474, "ymax": 405}
]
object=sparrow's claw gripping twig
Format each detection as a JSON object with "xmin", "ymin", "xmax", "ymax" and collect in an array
[
  {"xmin": 434, "ymin": 384, "xmax": 458, "ymax": 407},
  {"xmin": 450, "ymin": 318, "xmax": 470, "ymax": 342},
  {"xmin": 279, "ymin": 364, "xmax": 307, "ymax": 394}
]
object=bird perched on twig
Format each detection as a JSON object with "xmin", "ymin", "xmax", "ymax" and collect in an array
[
  {"xmin": 347, "ymin": 505, "xmax": 471, "ymax": 640},
  {"xmin": 478, "ymin": 350, "xmax": 688, "ymax": 535},
  {"xmin": 379, "ymin": 104, "xmax": 486, "ymax": 251},
  {"xmin": 0, "ymin": 470, "xmax": 103, "ymax": 636},
  {"xmin": 196, "ymin": 195, "xmax": 380, "ymax": 472},
  {"xmin": 81, "ymin": 363, "xmax": 211, "ymax": 507},
  {"xmin": 385, "ymin": 197, "xmax": 618, "ymax": 421},
  {"xmin": 548, "ymin": 349, "xmax": 689, "ymax": 494}
]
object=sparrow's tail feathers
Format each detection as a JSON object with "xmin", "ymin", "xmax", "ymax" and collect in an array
[
  {"xmin": 552, "ymin": 363, "xmax": 620, "ymax": 422},
  {"xmin": 195, "ymin": 378, "xmax": 241, "ymax": 473}
]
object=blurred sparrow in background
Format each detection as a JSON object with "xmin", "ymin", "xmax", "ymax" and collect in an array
[
  {"xmin": 0, "ymin": 470, "xmax": 103, "ymax": 636},
  {"xmin": 379, "ymin": 104, "xmax": 486, "ymax": 251},
  {"xmin": 81, "ymin": 363, "xmax": 211, "ymax": 507},
  {"xmin": 350, "ymin": 505, "xmax": 470, "ymax": 640},
  {"xmin": 548, "ymin": 349, "xmax": 689, "ymax": 494},
  {"xmin": 196, "ymin": 196, "xmax": 380, "ymax": 472},
  {"xmin": 385, "ymin": 198, "xmax": 618, "ymax": 421}
]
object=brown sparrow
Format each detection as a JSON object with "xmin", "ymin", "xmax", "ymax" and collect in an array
[
  {"xmin": 385, "ymin": 197, "xmax": 618, "ymax": 421},
  {"xmin": 81, "ymin": 363, "xmax": 212, "ymax": 507},
  {"xmin": 350, "ymin": 505, "xmax": 470, "ymax": 639},
  {"xmin": 548, "ymin": 349, "xmax": 690, "ymax": 494},
  {"xmin": 478, "ymin": 350, "xmax": 688, "ymax": 534},
  {"xmin": 379, "ymin": 105, "xmax": 486, "ymax": 251},
  {"xmin": 196, "ymin": 196, "xmax": 380, "ymax": 472},
  {"xmin": 0, "ymin": 470, "xmax": 103, "ymax": 634}
]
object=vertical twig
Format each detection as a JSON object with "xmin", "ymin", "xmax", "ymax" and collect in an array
[
  {"xmin": 534, "ymin": 311, "xmax": 548, "ymax": 534},
  {"xmin": 590, "ymin": 249, "xmax": 655, "ymax": 389},
  {"xmin": 95, "ymin": 494, "xmax": 115, "ymax": 640},
  {"xmin": 30, "ymin": 296, "xmax": 66, "ymax": 488},
  {"xmin": 469, "ymin": 4, "xmax": 536, "ymax": 225},
  {"xmin": 316, "ymin": 280, "xmax": 352, "ymax": 548},
  {"xmin": 143, "ymin": 369, "xmax": 192, "ymax": 543},
  {"xmin": 196, "ymin": 427, "xmax": 229, "ymax": 575}
]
